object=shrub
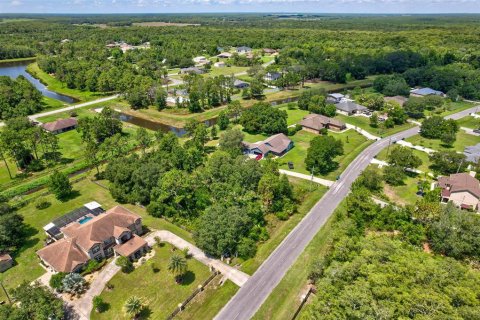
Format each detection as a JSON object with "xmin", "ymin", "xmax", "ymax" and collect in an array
[
  {"xmin": 116, "ymin": 256, "xmax": 134, "ymax": 273},
  {"xmin": 48, "ymin": 171, "xmax": 73, "ymax": 200},
  {"xmin": 49, "ymin": 272, "xmax": 67, "ymax": 291},
  {"xmin": 62, "ymin": 273, "xmax": 86, "ymax": 294},
  {"xmin": 35, "ymin": 200, "xmax": 51, "ymax": 210},
  {"xmin": 238, "ymin": 238, "xmax": 257, "ymax": 259},
  {"xmin": 81, "ymin": 259, "xmax": 106, "ymax": 276},
  {"xmin": 93, "ymin": 295, "xmax": 107, "ymax": 313}
]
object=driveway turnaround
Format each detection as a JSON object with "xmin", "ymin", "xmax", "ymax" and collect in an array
[{"xmin": 214, "ymin": 105, "xmax": 479, "ymax": 320}]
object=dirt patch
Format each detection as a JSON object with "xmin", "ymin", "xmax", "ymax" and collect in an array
[
  {"xmin": 383, "ymin": 184, "xmax": 408, "ymax": 206},
  {"xmin": 133, "ymin": 22, "xmax": 201, "ymax": 27}
]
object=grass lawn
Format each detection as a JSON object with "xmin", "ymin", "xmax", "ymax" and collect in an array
[
  {"xmin": 204, "ymin": 65, "xmax": 248, "ymax": 77},
  {"xmin": 428, "ymin": 101, "xmax": 475, "ymax": 117},
  {"xmin": 42, "ymin": 96, "xmax": 67, "ymax": 111},
  {"xmin": 0, "ymin": 57, "xmax": 36, "ymax": 64},
  {"xmin": 26, "ymin": 63, "xmax": 109, "ymax": 102},
  {"xmin": 0, "ymin": 176, "xmax": 192, "ymax": 293},
  {"xmin": 90, "ymin": 243, "xmax": 211, "ymax": 320},
  {"xmin": 335, "ymin": 114, "xmax": 415, "ymax": 138},
  {"xmin": 375, "ymin": 146, "xmax": 432, "ymax": 173},
  {"xmin": 406, "ymin": 131, "xmax": 480, "ymax": 152},
  {"xmin": 276, "ymin": 129, "xmax": 372, "ymax": 180},
  {"xmin": 277, "ymin": 105, "xmax": 309, "ymax": 126},
  {"xmin": 176, "ymin": 279, "xmax": 239, "ymax": 320},
  {"xmin": 252, "ymin": 203, "xmax": 341, "ymax": 320},
  {"xmin": 382, "ymin": 170, "xmax": 428, "ymax": 206},
  {"xmin": 457, "ymin": 116, "xmax": 480, "ymax": 130}
]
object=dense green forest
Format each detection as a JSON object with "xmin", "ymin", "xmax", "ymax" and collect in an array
[
  {"xmin": 2, "ymin": 14, "xmax": 480, "ymax": 100},
  {"xmin": 302, "ymin": 169, "xmax": 480, "ymax": 318}
]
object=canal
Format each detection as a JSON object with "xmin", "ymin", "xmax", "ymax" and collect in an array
[{"xmin": 0, "ymin": 60, "xmax": 77, "ymax": 104}]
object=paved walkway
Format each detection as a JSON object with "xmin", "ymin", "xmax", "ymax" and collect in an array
[
  {"xmin": 71, "ymin": 258, "xmax": 120, "ymax": 320},
  {"xmin": 279, "ymin": 169, "xmax": 335, "ymax": 187},
  {"xmin": 146, "ymin": 230, "xmax": 250, "ymax": 287},
  {"xmin": 345, "ymin": 123, "xmax": 379, "ymax": 140}
]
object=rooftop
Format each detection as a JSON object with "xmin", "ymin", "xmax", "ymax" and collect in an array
[
  {"xmin": 114, "ymin": 235, "xmax": 148, "ymax": 257},
  {"xmin": 410, "ymin": 87, "xmax": 444, "ymax": 96},
  {"xmin": 42, "ymin": 118, "xmax": 78, "ymax": 132}
]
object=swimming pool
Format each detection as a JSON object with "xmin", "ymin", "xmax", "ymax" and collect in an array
[{"xmin": 78, "ymin": 216, "xmax": 93, "ymax": 224}]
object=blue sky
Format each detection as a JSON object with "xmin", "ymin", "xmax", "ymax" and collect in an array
[{"xmin": 1, "ymin": 0, "xmax": 480, "ymax": 14}]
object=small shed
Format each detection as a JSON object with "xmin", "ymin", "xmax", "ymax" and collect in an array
[{"xmin": 0, "ymin": 254, "xmax": 13, "ymax": 272}]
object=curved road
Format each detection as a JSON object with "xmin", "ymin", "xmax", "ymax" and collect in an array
[{"xmin": 215, "ymin": 106, "xmax": 479, "ymax": 320}]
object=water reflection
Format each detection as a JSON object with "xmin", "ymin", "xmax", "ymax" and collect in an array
[{"xmin": 0, "ymin": 60, "xmax": 77, "ymax": 104}]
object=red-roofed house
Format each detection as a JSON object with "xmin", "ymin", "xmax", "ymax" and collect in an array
[{"xmin": 37, "ymin": 206, "xmax": 148, "ymax": 273}]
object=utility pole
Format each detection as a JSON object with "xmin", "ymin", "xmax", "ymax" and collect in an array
[
  {"xmin": 386, "ymin": 137, "xmax": 392, "ymax": 157},
  {"xmin": 0, "ymin": 281, "xmax": 11, "ymax": 304}
]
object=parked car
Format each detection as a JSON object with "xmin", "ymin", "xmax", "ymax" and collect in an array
[{"xmin": 288, "ymin": 162, "xmax": 294, "ymax": 169}]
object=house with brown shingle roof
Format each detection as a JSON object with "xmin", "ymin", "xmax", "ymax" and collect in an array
[
  {"xmin": 42, "ymin": 118, "xmax": 78, "ymax": 134},
  {"xmin": 37, "ymin": 206, "xmax": 148, "ymax": 273},
  {"xmin": 300, "ymin": 114, "xmax": 346, "ymax": 133},
  {"xmin": 243, "ymin": 133, "xmax": 293, "ymax": 159},
  {"xmin": 438, "ymin": 173, "xmax": 480, "ymax": 211}
]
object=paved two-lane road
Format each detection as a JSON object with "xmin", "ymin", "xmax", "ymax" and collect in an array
[{"xmin": 215, "ymin": 105, "xmax": 479, "ymax": 320}]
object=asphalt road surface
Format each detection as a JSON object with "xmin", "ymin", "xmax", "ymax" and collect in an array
[{"xmin": 215, "ymin": 106, "xmax": 479, "ymax": 320}]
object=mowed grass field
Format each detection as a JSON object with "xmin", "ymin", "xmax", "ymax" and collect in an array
[
  {"xmin": 406, "ymin": 131, "xmax": 480, "ymax": 152},
  {"xmin": 335, "ymin": 114, "xmax": 415, "ymax": 138},
  {"xmin": 275, "ymin": 129, "xmax": 372, "ymax": 180},
  {"xmin": 91, "ymin": 243, "xmax": 211, "ymax": 320},
  {"xmin": 457, "ymin": 116, "xmax": 480, "ymax": 129}
]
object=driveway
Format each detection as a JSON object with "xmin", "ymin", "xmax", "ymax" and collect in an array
[
  {"xmin": 29, "ymin": 95, "xmax": 119, "ymax": 122},
  {"xmin": 70, "ymin": 258, "xmax": 120, "ymax": 320},
  {"xmin": 279, "ymin": 169, "xmax": 335, "ymax": 187},
  {"xmin": 146, "ymin": 230, "xmax": 250, "ymax": 287}
]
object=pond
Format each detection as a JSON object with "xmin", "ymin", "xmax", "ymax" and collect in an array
[
  {"xmin": 118, "ymin": 112, "xmax": 217, "ymax": 137},
  {"xmin": 0, "ymin": 60, "xmax": 78, "ymax": 104}
]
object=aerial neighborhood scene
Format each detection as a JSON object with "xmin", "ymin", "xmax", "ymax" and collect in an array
[{"xmin": 1, "ymin": 0, "xmax": 480, "ymax": 319}]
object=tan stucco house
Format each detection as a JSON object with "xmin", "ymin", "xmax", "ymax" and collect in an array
[
  {"xmin": 37, "ymin": 206, "xmax": 148, "ymax": 273},
  {"xmin": 438, "ymin": 173, "xmax": 480, "ymax": 211}
]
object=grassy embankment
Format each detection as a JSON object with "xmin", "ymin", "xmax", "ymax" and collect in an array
[{"xmin": 26, "ymin": 62, "xmax": 110, "ymax": 102}]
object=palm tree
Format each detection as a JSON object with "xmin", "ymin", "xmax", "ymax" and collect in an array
[
  {"xmin": 168, "ymin": 254, "xmax": 188, "ymax": 283},
  {"xmin": 123, "ymin": 296, "xmax": 143, "ymax": 319}
]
